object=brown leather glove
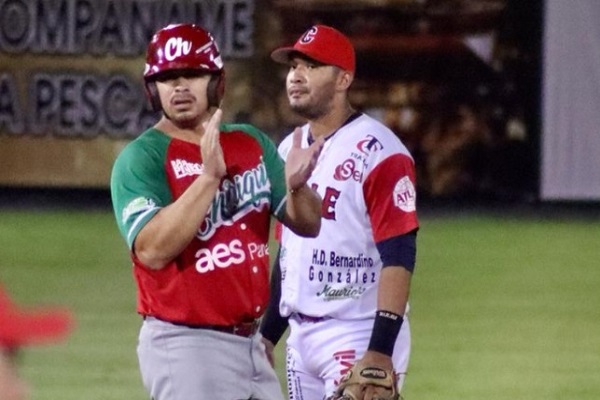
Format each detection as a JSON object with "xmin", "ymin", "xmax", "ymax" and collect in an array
[{"xmin": 332, "ymin": 361, "xmax": 399, "ymax": 400}]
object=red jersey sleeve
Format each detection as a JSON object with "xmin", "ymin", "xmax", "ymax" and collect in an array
[{"xmin": 363, "ymin": 153, "xmax": 419, "ymax": 242}]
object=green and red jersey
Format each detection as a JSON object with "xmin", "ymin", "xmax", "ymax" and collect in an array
[{"xmin": 111, "ymin": 124, "xmax": 287, "ymax": 326}]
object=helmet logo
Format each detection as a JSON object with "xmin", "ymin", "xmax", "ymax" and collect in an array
[{"xmin": 164, "ymin": 37, "xmax": 192, "ymax": 61}]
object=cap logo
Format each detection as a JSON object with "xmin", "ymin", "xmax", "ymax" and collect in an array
[
  {"xmin": 165, "ymin": 37, "xmax": 192, "ymax": 61},
  {"xmin": 300, "ymin": 26, "xmax": 318, "ymax": 44}
]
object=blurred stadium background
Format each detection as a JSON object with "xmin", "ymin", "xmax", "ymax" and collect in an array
[{"xmin": 1, "ymin": 0, "xmax": 599, "ymax": 399}]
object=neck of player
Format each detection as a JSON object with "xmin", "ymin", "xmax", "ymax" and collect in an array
[{"xmin": 309, "ymin": 102, "xmax": 355, "ymax": 140}]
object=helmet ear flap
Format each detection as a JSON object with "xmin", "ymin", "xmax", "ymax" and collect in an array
[
  {"xmin": 145, "ymin": 81, "xmax": 162, "ymax": 112},
  {"xmin": 207, "ymin": 72, "xmax": 225, "ymax": 108}
]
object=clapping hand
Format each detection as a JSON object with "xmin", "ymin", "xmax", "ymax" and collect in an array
[{"xmin": 200, "ymin": 108, "xmax": 227, "ymax": 181}]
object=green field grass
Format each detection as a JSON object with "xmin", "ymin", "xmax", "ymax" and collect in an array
[{"xmin": 1, "ymin": 209, "xmax": 599, "ymax": 400}]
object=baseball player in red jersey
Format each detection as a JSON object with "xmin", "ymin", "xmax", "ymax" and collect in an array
[
  {"xmin": 110, "ymin": 24, "xmax": 323, "ymax": 400},
  {"xmin": 260, "ymin": 25, "xmax": 419, "ymax": 400}
]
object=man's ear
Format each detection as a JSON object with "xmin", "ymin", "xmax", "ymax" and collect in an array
[{"xmin": 338, "ymin": 70, "xmax": 354, "ymax": 91}]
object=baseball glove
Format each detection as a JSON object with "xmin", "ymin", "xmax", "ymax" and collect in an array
[{"xmin": 331, "ymin": 361, "xmax": 399, "ymax": 400}]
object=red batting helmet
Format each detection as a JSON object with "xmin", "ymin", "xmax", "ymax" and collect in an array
[{"xmin": 144, "ymin": 23, "xmax": 225, "ymax": 110}]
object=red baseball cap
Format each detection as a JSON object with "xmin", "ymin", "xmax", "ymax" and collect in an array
[
  {"xmin": 0, "ymin": 284, "xmax": 74, "ymax": 348},
  {"xmin": 271, "ymin": 25, "xmax": 355, "ymax": 73}
]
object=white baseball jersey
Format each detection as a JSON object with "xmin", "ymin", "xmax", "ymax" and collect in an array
[{"xmin": 278, "ymin": 113, "xmax": 419, "ymax": 320}]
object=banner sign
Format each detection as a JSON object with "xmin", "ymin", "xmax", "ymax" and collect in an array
[{"xmin": 0, "ymin": 0, "xmax": 254, "ymax": 187}]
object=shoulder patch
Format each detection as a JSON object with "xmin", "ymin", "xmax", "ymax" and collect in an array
[
  {"xmin": 122, "ymin": 197, "xmax": 156, "ymax": 224},
  {"xmin": 393, "ymin": 176, "xmax": 416, "ymax": 212}
]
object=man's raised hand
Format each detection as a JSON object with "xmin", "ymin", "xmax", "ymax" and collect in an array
[
  {"xmin": 200, "ymin": 108, "xmax": 227, "ymax": 181},
  {"xmin": 285, "ymin": 127, "xmax": 324, "ymax": 191}
]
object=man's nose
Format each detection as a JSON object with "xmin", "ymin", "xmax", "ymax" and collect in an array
[{"xmin": 289, "ymin": 68, "xmax": 305, "ymax": 82}]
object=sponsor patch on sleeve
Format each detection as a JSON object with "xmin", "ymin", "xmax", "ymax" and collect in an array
[
  {"xmin": 393, "ymin": 176, "xmax": 416, "ymax": 212},
  {"xmin": 122, "ymin": 197, "xmax": 156, "ymax": 224}
]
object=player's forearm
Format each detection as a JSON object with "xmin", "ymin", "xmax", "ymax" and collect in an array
[
  {"xmin": 377, "ymin": 266, "xmax": 412, "ymax": 315},
  {"xmin": 259, "ymin": 251, "xmax": 289, "ymax": 346},
  {"xmin": 134, "ymin": 175, "xmax": 221, "ymax": 269},
  {"xmin": 282, "ymin": 184, "xmax": 322, "ymax": 237},
  {"xmin": 363, "ymin": 267, "xmax": 412, "ymax": 359}
]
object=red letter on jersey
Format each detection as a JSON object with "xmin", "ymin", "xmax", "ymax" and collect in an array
[{"xmin": 322, "ymin": 187, "xmax": 341, "ymax": 220}]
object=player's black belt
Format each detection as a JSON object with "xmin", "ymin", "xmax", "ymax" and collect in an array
[
  {"xmin": 145, "ymin": 316, "xmax": 259, "ymax": 338},
  {"xmin": 293, "ymin": 313, "xmax": 329, "ymax": 323}
]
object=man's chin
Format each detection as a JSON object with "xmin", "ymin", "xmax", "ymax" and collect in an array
[
  {"xmin": 290, "ymin": 105, "xmax": 320, "ymax": 120},
  {"xmin": 290, "ymin": 103, "xmax": 310, "ymax": 116},
  {"xmin": 167, "ymin": 112, "xmax": 199, "ymax": 126}
]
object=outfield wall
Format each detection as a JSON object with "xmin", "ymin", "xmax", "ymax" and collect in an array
[
  {"xmin": 541, "ymin": 0, "xmax": 600, "ymax": 200},
  {"xmin": 0, "ymin": 0, "xmax": 254, "ymax": 188},
  {"xmin": 3, "ymin": 0, "xmax": 570, "ymax": 203}
]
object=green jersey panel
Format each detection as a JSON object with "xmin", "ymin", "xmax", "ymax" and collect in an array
[{"xmin": 111, "ymin": 129, "xmax": 173, "ymax": 249}]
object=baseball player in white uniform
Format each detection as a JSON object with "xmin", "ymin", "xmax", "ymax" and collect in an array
[{"xmin": 260, "ymin": 25, "xmax": 419, "ymax": 400}]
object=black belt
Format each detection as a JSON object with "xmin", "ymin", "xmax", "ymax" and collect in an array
[
  {"xmin": 146, "ymin": 316, "xmax": 259, "ymax": 338},
  {"xmin": 294, "ymin": 313, "xmax": 328, "ymax": 323}
]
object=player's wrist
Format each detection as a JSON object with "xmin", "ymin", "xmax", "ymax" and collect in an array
[
  {"xmin": 367, "ymin": 310, "xmax": 403, "ymax": 357},
  {"xmin": 199, "ymin": 173, "xmax": 222, "ymax": 187},
  {"xmin": 288, "ymin": 184, "xmax": 306, "ymax": 195}
]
